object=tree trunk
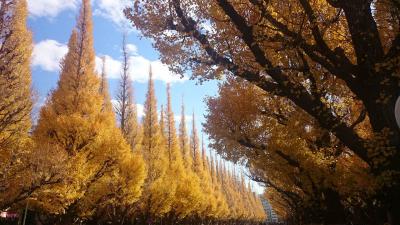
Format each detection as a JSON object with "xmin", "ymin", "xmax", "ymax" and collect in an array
[{"xmin": 323, "ymin": 188, "xmax": 346, "ymax": 225}]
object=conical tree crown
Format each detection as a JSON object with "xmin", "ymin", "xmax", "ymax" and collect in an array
[
  {"xmin": 35, "ymin": 0, "xmax": 102, "ymax": 155},
  {"xmin": 142, "ymin": 65, "xmax": 166, "ymax": 166},
  {"xmin": 51, "ymin": 0, "xmax": 99, "ymax": 116},
  {"xmin": 140, "ymin": 65, "xmax": 172, "ymax": 217}
]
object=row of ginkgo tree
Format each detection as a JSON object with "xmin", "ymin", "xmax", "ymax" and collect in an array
[{"xmin": 0, "ymin": 0, "xmax": 266, "ymax": 225}]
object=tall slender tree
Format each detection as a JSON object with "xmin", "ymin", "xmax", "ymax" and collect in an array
[
  {"xmin": 115, "ymin": 34, "xmax": 141, "ymax": 151},
  {"xmin": 139, "ymin": 65, "xmax": 173, "ymax": 220}
]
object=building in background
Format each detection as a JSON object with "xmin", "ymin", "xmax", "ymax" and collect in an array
[{"xmin": 260, "ymin": 196, "xmax": 279, "ymax": 223}]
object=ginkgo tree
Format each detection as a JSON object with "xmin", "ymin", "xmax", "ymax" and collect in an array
[
  {"xmin": 0, "ymin": 0, "xmax": 33, "ymax": 206},
  {"xmin": 0, "ymin": 0, "xmax": 65, "ymax": 212},
  {"xmin": 204, "ymin": 76, "xmax": 377, "ymax": 224},
  {"xmin": 137, "ymin": 67, "xmax": 174, "ymax": 223},
  {"xmin": 32, "ymin": 0, "xmax": 145, "ymax": 222}
]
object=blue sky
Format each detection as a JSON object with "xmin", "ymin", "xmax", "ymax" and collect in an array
[{"xmin": 28, "ymin": 0, "xmax": 263, "ymax": 193}]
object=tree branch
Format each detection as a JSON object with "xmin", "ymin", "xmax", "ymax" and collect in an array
[
  {"xmin": 215, "ymin": 0, "xmax": 370, "ymax": 164},
  {"xmin": 171, "ymin": 0, "xmax": 284, "ymax": 96}
]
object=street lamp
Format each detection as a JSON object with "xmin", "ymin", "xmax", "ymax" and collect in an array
[{"xmin": 22, "ymin": 197, "xmax": 37, "ymax": 225}]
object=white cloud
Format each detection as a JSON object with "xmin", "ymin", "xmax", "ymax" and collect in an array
[
  {"xmin": 175, "ymin": 115, "xmax": 192, "ymax": 121},
  {"xmin": 94, "ymin": 0, "xmax": 131, "ymax": 28},
  {"xmin": 28, "ymin": 0, "xmax": 78, "ymax": 17},
  {"xmin": 32, "ymin": 39, "xmax": 185, "ymax": 83},
  {"xmin": 27, "ymin": 0, "xmax": 137, "ymax": 28},
  {"xmin": 98, "ymin": 53, "xmax": 187, "ymax": 83},
  {"xmin": 130, "ymin": 56, "xmax": 187, "ymax": 83},
  {"xmin": 136, "ymin": 104, "xmax": 145, "ymax": 118},
  {"xmin": 126, "ymin": 44, "xmax": 138, "ymax": 55},
  {"xmin": 95, "ymin": 55, "xmax": 122, "ymax": 77},
  {"xmin": 32, "ymin": 40, "xmax": 68, "ymax": 72}
]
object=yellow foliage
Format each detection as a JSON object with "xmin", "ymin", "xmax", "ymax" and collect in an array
[
  {"xmin": 139, "ymin": 67, "xmax": 173, "ymax": 218},
  {"xmin": 0, "ymin": 0, "xmax": 34, "ymax": 210},
  {"xmin": 0, "ymin": 0, "xmax": 32, "ymax": 151},
  {"xmin": 31, "ymin": 0, "xmax": 145, "ymax": 217}
]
